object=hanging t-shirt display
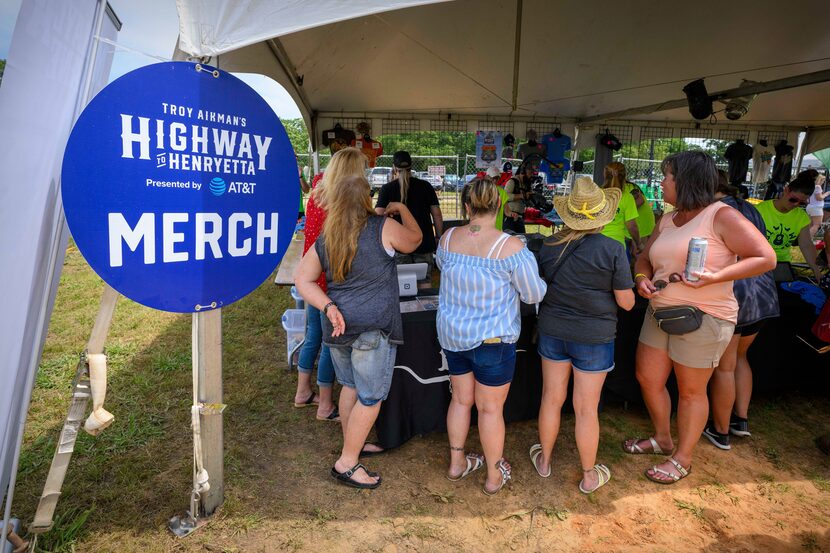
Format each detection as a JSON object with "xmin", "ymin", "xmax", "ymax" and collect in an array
[
  {"xmin": 322, "ymin": 123, "xmax": 356, "ymax": 153},
  {"xmin": 751, "ymin": 141, "xmax": 775, "ymax": 184},
  {"xmin": 539, "ymin": 132, "xmax": 571, "ymax": 184},
  {"xmin": 724, "ymin": 140, "xmax": 753, "ymax": 185},
  {"xmin": 517, "ymin": 141, "xmax": 546, "ymax": 172},
  {"xmin": 351, "ymin": 136, "xmax": 383, "ymax": 167},
  {"xmin": 771, "ymin": 141, "xmax": 794, "ymax": 184}
]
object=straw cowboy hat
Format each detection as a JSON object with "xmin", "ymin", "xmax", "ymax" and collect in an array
[{"xmin": 553, "ymin": 176, "xmax": 621, "ymax": 230}]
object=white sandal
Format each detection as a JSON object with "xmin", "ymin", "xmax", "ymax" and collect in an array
[
  {"xmin": 622, "ymin": 436, "xmax": 665, "ymax": 455},
  {"xmin": 482, "ymin": 459, "xmax": 512, "ymax": 496},
  {"xmin": 446, "ymin": 452, "xmax": 485, "ymax": 482},
  {"xmin": 645, "ymin": 457, "xmax": 691, "ymax": 485},
  {"xmin": 579, "ymin": 464, "xmax": 611, "ymax": 494},
  {"xmin": 529, "ymin": 444, "xmax": 551, "ymax": 478}
]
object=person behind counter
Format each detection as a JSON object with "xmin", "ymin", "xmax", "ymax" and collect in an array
[
  {"xmin": 530, "ymin": 177, "xmax": 634, "ymax": 494},
  {"xmin": 755, "ymin": 169, "xmax": 824, "ymax": 282},
  {"xmin": 295, "ymin": 175, "xmax": 422, "ymax": 489},
  {"xmin": 503, "ymin": 164, "xmax": 534, "ymax": 233},
  {"xmin": 376, "ymin": 151, "xmax": 443, "ymax": 288},
  {"xmin": 624, "ymin": 151, "xmax": 775, "ymax": 485},
  {"xmin": 601, "ymin": 162, "xmax": 642, "ymax": 256},
  {"xmin": 436, "ymin": 177, "xmax": 547, "ymax": 495}
]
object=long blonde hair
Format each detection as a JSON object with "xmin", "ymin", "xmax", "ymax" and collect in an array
[
  {"xmin": 312, "ymin": 147, "xmax": 367, "ymax": 207},
  {"xmin": 547, "ymin": 226, "xmax": 602, "ymax": 247},
  {"xmin": 322, "ymin": 175, "xmax": 375, "ymax": 282},
  {"xmin": 603, "ymin": 161, "xmax": 627, "ymax": 190},
  {"xmin": 398, "ymin": 168, "xmax": 412, "ymax": 203}
]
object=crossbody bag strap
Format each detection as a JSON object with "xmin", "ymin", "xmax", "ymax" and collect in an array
[{"xmin": 546, "ymin": 238, "xmax": 586, "ymax": 285}]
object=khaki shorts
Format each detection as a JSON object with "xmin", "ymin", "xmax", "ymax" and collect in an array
[{"xmin": 638, "ymin": 309, "xmax": 735, "ymax": 369}]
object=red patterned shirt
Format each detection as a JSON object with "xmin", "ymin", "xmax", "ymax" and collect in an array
[{"xmin": 303, "ymin": 173, "xmax": 327, "ymax": 292}]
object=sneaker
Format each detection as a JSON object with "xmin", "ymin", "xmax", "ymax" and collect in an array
[
  {"xmin": 702, "ymin": 425, "xmax": 731, "ymax": 450},
  {"xmin": 729, "ymin": 415, "xmax": 751, "ymax": 437}
]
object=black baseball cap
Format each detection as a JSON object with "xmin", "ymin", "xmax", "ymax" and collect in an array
[{"xmin": 393, "ymin": 151, "xmax": 412, "ymax": 169}]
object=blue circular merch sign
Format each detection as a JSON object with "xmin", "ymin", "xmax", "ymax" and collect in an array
[{"xmin": 62, "ymin": 62, "xmax": 299, "ymax": 312}]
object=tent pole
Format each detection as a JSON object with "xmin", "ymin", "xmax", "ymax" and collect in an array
[
  {"xmin": 510, "ymin": 0, "xmax": 523, "ymax": 113},
  {"xmin": 193, "ymin": 309, "xmax": 223, "ymax": 515}
]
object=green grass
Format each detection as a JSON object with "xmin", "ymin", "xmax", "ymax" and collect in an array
[
  {"xmin": 35, "ymin": 506, "xmax": 93, "ymax": 553},
  {"xmin": 13, "ymin": 239, "xmax": 830, "ymax": 552}
]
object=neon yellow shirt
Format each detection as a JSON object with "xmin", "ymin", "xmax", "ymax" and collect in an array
[
  {"xmin": 496, "ymin": 186, "xmax": 508, "ymax": 231},
  {"xmin": 621, "ymin": 182, "xmax": 655, "ymax": 239},
  {"xmin": 636, "ymin": 200, "xmax": 656, "ymax": 238},
  {"xmin": 601, "ymin": 187, "xmax": 638, "ymax": 245},
  {"xmin": 755, "ymin": 199, "xmax": 810, "ymax": 261}
]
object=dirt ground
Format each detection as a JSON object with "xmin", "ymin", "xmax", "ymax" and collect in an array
[
  {"xmin": 61, "ymin": 405, "xmax": 830, "ymax": 553},
  {"xmin": 13, "ymin": 246, "xmax": 830, "ymax": 553}
]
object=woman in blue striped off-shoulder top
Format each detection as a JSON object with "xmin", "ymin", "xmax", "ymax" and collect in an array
[{"xmin": 436, "ymin": 177, "xmax": 547, "ymax": 496}]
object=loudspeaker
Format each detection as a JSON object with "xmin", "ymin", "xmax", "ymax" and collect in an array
[{"xmin": 682, "ymin": 79, "xmax": 713, "ymax": 120}]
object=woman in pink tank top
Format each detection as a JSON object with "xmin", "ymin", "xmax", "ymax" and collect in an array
[{"xmin": 622, "ymin": 152, "xmax": 775, "ymax": 484}]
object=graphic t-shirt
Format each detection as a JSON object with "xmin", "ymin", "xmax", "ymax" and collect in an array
[
  {"xmin": 517, "ymin": 141, "xmax": 546, "ymax": 171},
  {"xmin": 540, "ymin": 133, "xmax": 571, "ymax": 184},
  {"xmin": 321, "ymin": 125, "xmax": 356, "ymax": 151},
  {"xmin": 771, "ymin": 142, "xmax": 794, "ymax": 184},
  {"xmin": 376, "ymin": 177, "xmax": 439, "ymax": 254},
  {"xmin": 601, "ymin": 188, "xmax": 638, "ymax": 245},
  {"xmin": 724, "ymin": 141, "xmax": 753, "ymax": 184},
  {"xmin": 751, "ymin": 142, "xmax": 775, "ymax": 184},
  {"xmin": 351, "ymin": 136, "xmax": 383, "ymax": 167},
  {"xmin": 755, "ymin": 200, "xmax": 810, "ymax": 261},
  {"xmin": 538, "ymin": 234, "xmax": 634, "ymax": 343}
]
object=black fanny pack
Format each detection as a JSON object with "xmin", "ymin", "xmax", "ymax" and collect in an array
[{"xmin": 650, "ymin": 306, "xmax": 704, "ymax": 335}]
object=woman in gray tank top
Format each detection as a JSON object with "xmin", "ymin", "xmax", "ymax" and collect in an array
[{"xmin": 295, "ymin": 174, "xmax": 422, "ymax": 489}]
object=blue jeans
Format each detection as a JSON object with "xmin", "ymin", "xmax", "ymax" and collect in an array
[
  {"xmin": 444, "ymin": 342, "xmax": 516, "ymax": 386},
  {"xmin": 329, "ymin": 330, "xmax": 397, "ymax": 406},
  {"xmin": 537, "ymin": 333, "xmax": 615, "ymax": 373},
  {"xmin": 297, "ymin": 304, "xmax": 334, "ymax": 387}
]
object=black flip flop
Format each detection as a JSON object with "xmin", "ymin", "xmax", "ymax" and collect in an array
[
  {"xmin": 316, "ymin": 408, "xmax": 340, "ymax": 422},
  {"xmin": 330, "ymin": 463, "xmax": 381, "ymax": 489},
  {"xmin": 293, "ymin": 392, "xmax": 319, "ymax": 408},
  {"xmin": 360, "ymin": 442, "xmax": 386, "ymax": 457}
]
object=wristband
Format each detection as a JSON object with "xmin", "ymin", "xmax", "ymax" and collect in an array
[
  {"xmin": 634, "ymin": 273, "xmax": 648, "ymax": 282},
  {"xmin": 323, "ymin": 301, "xmax": 337, "ymax": 314}
]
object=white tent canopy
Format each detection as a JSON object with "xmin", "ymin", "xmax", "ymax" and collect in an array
[{"xmin": 175, "ymin": 0, "xmax": 830, "ymax": 152}]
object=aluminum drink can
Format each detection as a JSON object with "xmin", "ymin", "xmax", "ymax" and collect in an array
[{"xmin": 685, "ymin": 237, "xmax": 708, "ymax": 281}]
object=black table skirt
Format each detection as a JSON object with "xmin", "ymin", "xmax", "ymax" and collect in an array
[
  {"xmin": 375, "ymin": 310, "xmax": 542, "ymax": 449},
  {"xmin": 375, "ymin": 291, "xmax": 829, "ymax": 450}
]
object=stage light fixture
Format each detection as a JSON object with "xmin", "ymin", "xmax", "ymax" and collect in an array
[{"xmin": 682, "ymin": 78, "xmax": 713, "ymax": 120}]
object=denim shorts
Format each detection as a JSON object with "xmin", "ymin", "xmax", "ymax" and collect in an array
[
  {"xmin": 537, "ymin": 333, "xmax": 615, "ymax": 373},
  {"xmin": 444, "ymin": 342, "xmax": 516, "ymax": 387},
  {"xmin": 329, "ymin": 330, "xmax": 397, "ymax": 407}
]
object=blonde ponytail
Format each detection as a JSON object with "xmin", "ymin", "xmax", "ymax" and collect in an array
[{"xmin": 399, "ymin": 169, "xmax": 411, "ymax": 204}]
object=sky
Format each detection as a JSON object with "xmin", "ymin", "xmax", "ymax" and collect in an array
[{"xmin": 0, "ymin": 0, "xmax": 303, "ymax": 119}]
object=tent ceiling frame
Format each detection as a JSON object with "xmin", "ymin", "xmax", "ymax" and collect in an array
[
  {"xmin": 510, "ymin": 0, "xmax": 522, "ymax": 113},
  {"xmin": 315, "ymin": 111, "xmax": 801, "ymax": 133},
  {"xmin": 580, "ymin": 68, "xmax": 830, "ymax": 124}
]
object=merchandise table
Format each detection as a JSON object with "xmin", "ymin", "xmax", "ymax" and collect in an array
[
  {"xmin": 375, "ymin": 301, "xmax": 541, "ymax": 449},
  {"xmin": 374, "ymin": 288, "xmax": 828, "ymax": 450}
]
